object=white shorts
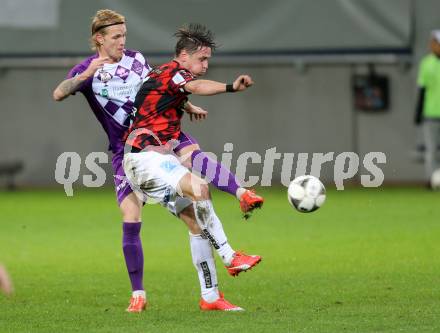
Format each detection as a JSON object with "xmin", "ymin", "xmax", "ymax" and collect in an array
[{"xmin": 123, "ymin": 151, "xmax": 192, "ymax": 216}]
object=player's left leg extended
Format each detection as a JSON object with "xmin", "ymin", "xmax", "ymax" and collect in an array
[
  {"xmin": 175, "ymin": 132, "xmax": 264, "ymax": 218},
  {"xmin": 178, "ymin": 173, "xmax": 262, "ymax": 276},
  {"xmin": 124, "ymin": 151, "xmax": 248, "ymax": 310},
  {"xmin": 124, "ymin": 150, "xmax": 262, "ymax": 280}
]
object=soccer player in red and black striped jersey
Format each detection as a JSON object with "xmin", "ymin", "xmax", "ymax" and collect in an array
[
  {"xmin": 128, "ymin": 23, "xmax": 264, "ymax": 219},
  {"xmin": 124, "ymin": 24, "xmax": 263, "ymax": 311}
]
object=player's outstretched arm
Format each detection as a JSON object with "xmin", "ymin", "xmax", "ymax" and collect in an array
[
  {"xmin": 52, "ymin": 76, "xmax": 88, "ymax": 101},
  {"xmin": 52, "ymin": 57, "xmax": 109, "ymax": 101},
  {"xmin": 184, "ymin": 75, "xmax": 254, "ymax": 96}
]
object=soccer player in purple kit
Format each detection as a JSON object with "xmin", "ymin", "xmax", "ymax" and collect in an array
[
  {"xmin": 53, "ymin": 10, "xmax": 261, "ymax": 312},
  {"xmin": 53, "ymin": 9, "xmax": 194, "ymax": 312}
]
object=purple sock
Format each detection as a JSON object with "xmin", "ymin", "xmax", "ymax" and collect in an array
[
  {"xmin": 122, "ymin": 222, "xmax": 144, "ymax": 291},
  {"xmin": 191, "ymin": 149, "xmax": 240, "ymax": 196}
]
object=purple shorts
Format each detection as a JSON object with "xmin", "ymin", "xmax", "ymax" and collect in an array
[
  {"xmin": 112, "ymin": 151, "xmax": 133, "ymax": 205},
  {"xmin": 174, "ymin": 131, "xmax": 199, "ymax": 153}
]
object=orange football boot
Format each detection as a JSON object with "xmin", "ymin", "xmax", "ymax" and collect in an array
[
  {"xmin": 126, "ymin": 295, "xmax": 147, "ymax": 313},
  {"xmin": 226, "ymin": 251, "xmax": 262, "ymax": 277},
  {"xmin": 239, "ymin": 190, "xmax": 264, "ymax": 219},
  {"xmin": 199, "ymin": 292, "xmax": 244, "ymax": 311}
]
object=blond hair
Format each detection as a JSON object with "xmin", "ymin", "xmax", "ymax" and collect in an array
[{"xmin": 90, "ymin": 9, "xmax": 125, "ymax": 51}]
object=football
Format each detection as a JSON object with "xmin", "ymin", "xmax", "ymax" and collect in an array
[{"xmin": 287, "ymin": 175, "xmax": 326, "ymax": 213}]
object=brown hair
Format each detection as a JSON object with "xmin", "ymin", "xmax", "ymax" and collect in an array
[
  {"xmin": 90, "ymin": 9, "xmax": 125, "ymax": 51},
  {"xmin": 174, "ymin": 23, "xmax": 217, "ymax": 56}
]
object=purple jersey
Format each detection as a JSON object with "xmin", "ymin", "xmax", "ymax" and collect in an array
[
  {"xmin": 67, "ymin": 49, "xmax": 151, "ymax": 154},
  {"xmin": 67, "ymin": 49, "xmax": 150, "ymax": 204}
]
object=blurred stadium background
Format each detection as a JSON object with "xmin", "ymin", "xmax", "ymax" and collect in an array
[{"xmin": 0, "ymin": 0, "xmax": 438, "ymax": 187}]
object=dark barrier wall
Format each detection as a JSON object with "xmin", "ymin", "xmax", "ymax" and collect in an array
[{"xmin": 0, "ymin": 0, "xmax": 411, "ymax": 55}]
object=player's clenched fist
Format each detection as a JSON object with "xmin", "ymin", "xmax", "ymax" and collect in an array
[{"xmin": 233, "ymin": 75, "xmax": 254, "ymax": 91}]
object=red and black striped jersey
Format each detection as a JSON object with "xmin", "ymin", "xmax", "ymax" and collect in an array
[{"xmin": 127, "ymin": 60, "xmax": 195, "ymax": 149}]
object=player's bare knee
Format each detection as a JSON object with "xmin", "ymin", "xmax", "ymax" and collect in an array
[
  {"xmin": 191, "ymin": 181, "xmax": 210, "ymax": 201},
  {"xmin": 120, "ymin": 194, "xmax": 142, "ymax": 222},
  {"xmin": 122, "ymin": 212, "xmax": 141, "ymax": 222},
  {"xmin": 179, "ymin": 206, "xmax": 202, "ymax": 234},
  {"xmin": 121, "ymin": 207, "xmax": 141, "ymax": 222},
  {"xmin": 192, "ymin": 174, "xmax": 210, "ymax": 200},
  {"xmin": 186, "ymin": 219, "xmax": 202, "ymax": 234},
  {"xmin": 179, "ymin": 174, "xmax": 210, "ymax": 201}
]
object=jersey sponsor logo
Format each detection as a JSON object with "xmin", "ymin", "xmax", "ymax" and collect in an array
[
  {"xmin": 101, "ymin": 88, "xmax": 109, "ymax": 98},
  {"xmin": 110, "ymin": 84, "xmax": 140, "ymax": 100}
]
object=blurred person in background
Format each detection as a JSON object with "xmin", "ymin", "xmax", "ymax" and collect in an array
[
  {"xmin": 415, "ymin": 30, "xmax": 440, "ymax": 189},
  {"xmin": 0, "ymin": 264, "xmax": 13, "ymax": 296}
]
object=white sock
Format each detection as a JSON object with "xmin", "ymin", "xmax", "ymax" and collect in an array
[
  {"xmin": 236, "ymin": 187, "xmax": 247, "ymax": 200},
  {"xmin": 189, "ymin": 233, "xmax": 219, "ymax": 303},
  {"xmin": 210, "ymin": 211, "xmax": 235, "ymax": 265},
  {"xmin": 193, "ymin": 200, "xmax": 235, "ymax": 266},
  {"xmin": 132, "ymin": 290, "xmax": 146, "ymax": 298}
]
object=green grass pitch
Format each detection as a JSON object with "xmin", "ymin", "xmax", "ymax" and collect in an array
[{"xmin": 0, "ymin": 187, "xmax": 439, "ymax": 332}]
